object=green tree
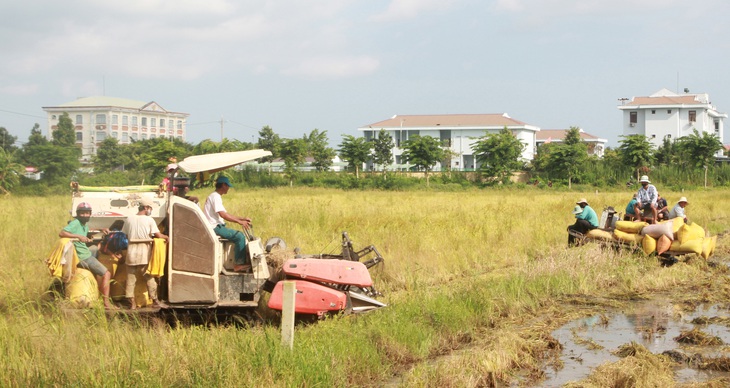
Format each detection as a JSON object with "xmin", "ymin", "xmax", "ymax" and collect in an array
[
  {"xmin": 20, "ymin": 122, "xmax": 80, "ymax": 183},
  {"xmin": 545, "ymin": 127, "xmax": 588, "ymax": 189},
  {"xmin": 279, "ymin": 138, "xmax": 307, "ymax": 186},
  {"xmin": 52, "ymin": 112, "xmax": 77, "ymax": 147},
  {"xmin": 0, "ymin": 127, "xmax": 18, "ymax": 153},
  {"xmin": 257, "ymin": 126, "xmax": 281, "ymax": 163},
  {"xmin": 472, "ymin": 127, "xmax": 525, "ymax": 183},
  {"xmin": 338, "ymin": 135, "xmax": 372, "ymax": 179},
  {"xmin": 0, "ymin": 148, "xmax": 24, "ymax": 194},
  {"xmin": 676, "ymin": 129, "xmax": 723, "ymax": 169},
  {"xmin": 654, "ymin": 136, "xmax": 678, "ymax": 166},
  {"xmin": 372, "ymin": 129, "xmax": 394, "ymax": 174},
  {"xmin": 304, "ymin": 129, "xmax": 335, "ymax": 171},
  {"xmin": 401, "ymin": 135, "xmax": 445, "ymax": 186},
  {"xmin": 618, "ymin": 134, "xmax": 655, "ymax": 180},
  {"xmin": 93, "ymin": 138, "xmax": 130, "ymax": 172}
]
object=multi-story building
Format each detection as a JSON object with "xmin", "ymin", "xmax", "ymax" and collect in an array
[
  {"xmin": 43, "ymin": 96, "xmax": 189, "ymax": 162},
  {"xmin": 358, "ymin": 113, "xmax": 539, "ymax": 171},
  {"xmin": 618, "ymin": 88, "xmax": 726, "ymax": 154},
  {"xmin": 535, "ymin": 128, "xmax": 607, "ymax": 158}
]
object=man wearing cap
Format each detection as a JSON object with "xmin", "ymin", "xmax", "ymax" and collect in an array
[
  {"xmin": 204, "ymin": 176, "xmax": 252, "ymax": 272},
  {"xmin": 122, "ymin": 198, "xmax": 168, "ymax": 309},
  {"xmin": 59, "ymin": 202, "xmax": 115, "ymax": 309},
  {"xmin": 668, "ymin": 197, "xmax": 689, "ymax": 223},
  {"xmin": 568, "ymin": 198, "xmax": 599, "ymax": 246},
  {"xmin": 636, "ymin": 175, "xmax": 658, "ymax": 223}
]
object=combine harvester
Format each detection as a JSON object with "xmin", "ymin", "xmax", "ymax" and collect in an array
[
  {"xmin": 52, "ymin": 150, "xmax": 386, "ymax": 318},
  {"xmin": 569, "ymin": 207, "xmax": 718, "ymax": 264}
]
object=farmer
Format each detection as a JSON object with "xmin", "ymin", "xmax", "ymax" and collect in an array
[
  {"xmin": 122, "ymin": 198, "xmax": 168, "ymax": 309},
  {"xmin": 636, "ymin": 175, "xmax": 658, "ymax": 223},
  {"xmin": 58, "ymin": 202, "xmax": 116, "ymax": 310},
  {"xmin": 668, "ymin": 197, "xmax": 689, "ymax": 223},
  {"xmin": 203, "ymin": 176, "xmax": 252, "ymax": 272},
  {"xmin": 568, "ymin": 198, "xmax": 598, "ymax": 246},
  {"xmin": 656, "ymin": 193, "xmax": 669, "ymax": 221},
  {"xmin": 623, "ymin": 194, "xmax": 640, "ymax": 221}
]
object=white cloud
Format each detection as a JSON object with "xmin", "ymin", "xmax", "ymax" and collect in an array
[
  {"xmin": 281, "ymin": 56, "xmax": 380, "ymax": 78},
  {"xmin": 371, "ymin": 0, "xmax": 458, "ymax": 22}
]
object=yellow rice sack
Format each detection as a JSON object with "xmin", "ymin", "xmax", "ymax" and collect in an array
[
  {"xmin": 701, "ymin": 236, "xmax": 718, "ymax": 259},
  {"xmin": 586, "ymin": 229, "xmax": 614, "ymax": 241},
  {"xmin": 656, "ymin": 235, "xmax": 672, "ymax": 255},
  {"xmin": 642, "ymin": 235, "xmax": 656, "ymax": 255},
  {"xmin": 66, "ymin": 268, "xmax": 99, "ymax": 308},
  {"xmin": 614, "ymin": 229, "xmax": 644, "ymax": 244},
  {"xmin": 670, "ymin": 238, "xmax": 704, "ymax": 255},
  {"xmin": 615, "ymin": 221, "xmax": 648, "ymax": 234},
  {"xmin": 677, "ymin": 223, "xmax": 705, "ymax": 243}
]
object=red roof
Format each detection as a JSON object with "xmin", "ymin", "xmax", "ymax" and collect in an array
[
  {"xmin": 363, "ymin": 114, "xmax": 529, "ymax": 128},
  {"xmin": 536, "ymin": 129, "xmax": 603, "ymax": 141}
]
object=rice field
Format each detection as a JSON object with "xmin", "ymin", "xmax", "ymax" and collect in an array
[{"xmin": 1, "ymin": 187, "xmax": 729, "ymax": 386}]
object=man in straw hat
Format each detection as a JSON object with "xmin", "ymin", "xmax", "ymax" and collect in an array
[
  {"xmin": 636, "ymin": 175, "xmax": 658, "ymax": 223},
  {"xmin": 668, "ymin": 197, "xmax": 689, "ymax": 223},
  {"xmin": 568, "ymin": 198, "xmax": 598, "ymax": 246}
]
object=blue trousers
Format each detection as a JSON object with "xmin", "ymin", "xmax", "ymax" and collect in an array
[{"xmin": 214, "ymin": 225, "xmax": 248, "ymax": 265}]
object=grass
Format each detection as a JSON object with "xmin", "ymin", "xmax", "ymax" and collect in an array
[{"xmin": 1, "ymin": 187, "xmax": 730, "ymax": 386}]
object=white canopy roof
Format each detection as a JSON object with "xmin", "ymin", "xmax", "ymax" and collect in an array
[{"xmin": 178, "ymin": 149, "xmax": 272, "ymax": 174}]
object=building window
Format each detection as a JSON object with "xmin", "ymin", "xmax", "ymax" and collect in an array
[
  {"xmin": 651, "ymin": 110, "xmax": 656, "ymax": 114},
  {"xmin": 52, "ymin": 115, "xmax": 57, "ymax": 120},
  {"xmin": 112, "ymin": 115, "xmax": 118, "ymax": 125},
  {"xmin": 96, "ymin": 114, "xmax": 106, "ymax": 124},
  {"xmin": 122, "ymin": 115, "xmax": 128, "ymax": 125},
  {"xmin": 629, "ymin": 111, "xmax": 637, "ymax": 124},
  {"xmin": 96, "ymin": 131, "xmax": 107, "ymax": 141},
  {"xmin": 75, "ymin": 115, "xmax": 83, "ymax": 124},
  {"xmin": 131, "ymin": 133, "xmax": 138, "ymax": 141},
  {"xmin": 150, "ymin": 134, "xmax": 156, "ymax": 139},
  {"xmin": 151, "ymin": 118, "xmax": 157, "ymax": 127},
  {"xmin": 160, "ymin": 119, "xmax": 166, "ymax": 128},
  {"xmin": 112, "ymin": 132, "xmax": 118, "ymax": 139},
  {"xmin": 76, "ymin": 132, "xmax": 83, "ymax": 142},
  {"xmin": 141, "ymin": 134, "xmax": 147, "ymax": 140},
  {"xmin": 122, "ymin": 133, "xmax": 129, "ymax": 142},
  {"xmin": 141, "ymin": 117, "xmax": 147, "ymax": 127},
  {"xmin": 132, "ymin": 117, "xmax": 138, "ymax": 126},
  {"xmin": 689, "ymin": 110, "xmax": 696, "ymax": 122},
  {"xmin": 715, "ymin": 120, "xmax": 720, "ymax": 130},
  {"xmin": 667, "ymin": 110, "xmax": 672, "ymax": 114},
  {"xmin": 177, "ymin": 120, "xmax": 182, "ymax": 129}
]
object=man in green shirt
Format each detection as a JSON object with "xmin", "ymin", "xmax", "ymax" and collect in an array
[
  {"xmin": 568, "ymin": 198, "xmax": 599, "ymax": 246},
  {"xmin": 59, "ymin": 202, "xmax": 115, "ymax": 310}
]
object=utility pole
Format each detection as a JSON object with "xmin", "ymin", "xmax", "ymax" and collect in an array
[{"xmin": 220, "ymin": 117, "xmax": 224, "ymax": 141}]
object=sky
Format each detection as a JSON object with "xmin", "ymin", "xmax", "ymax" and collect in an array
[{"xmin": 1, "ymin": 0, "xmax": 729, "ymax": 149}]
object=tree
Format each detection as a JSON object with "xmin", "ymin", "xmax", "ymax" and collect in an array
[
  {"xmin": 618, "ymin": 134, "xmax": 654, "ymax": 180},
  {"xmin": 52, "ymin": 112, "xmax": 76, "ymax": 147},
  {"xmin": 279, "ymin": 138, "xmax": 307, "ymax": 186},
  {"xmin": 304, "ymin": 129, "xmax": 335, "ymax": 171},
  {"xmin": 544, "ymin": 127, "xmax": 588, "ymax": 189},
  {"xmin": 654, "ymin": 136, "xmax": 678, "ymax": 167},
  {"xmin": 257, "ymin": 126, "xmax": 281, "ymax": 163},
  {"xmin": 338, "ymin": 135, "xmax": 372, "ymax": 179},
  {"xmin": 676, "ymin": 129, "xmax": 723, "ymax": 169},
  {"xmin": 0, "ymin": 127, "xmax": 18, "ymax": 154},
  {"xmin": 20, "ymin": 122, "xmax": 80, "ymax": 183},
  {"xmin": 472, "ymin": 127, "xmax": 525, "ymax": 183},
  {"xmin": 401, "ymin": 135, "xmax": 445, "ymax": 186},
  {"xmin": 0, "ymin": 148, "xmax": 23, "ymax": 194},
  {"xmin": 372, "ymin": 129, "xmax": 394, "ymax": 175},
  {"xmin": 93, "ymin": 138, "xmax": 130, "ymax": 173}
]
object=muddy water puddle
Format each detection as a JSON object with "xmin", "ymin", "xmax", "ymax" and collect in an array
[{"xmin": 541, "ymin": 300, "xmax": 730, "ymax": 387}]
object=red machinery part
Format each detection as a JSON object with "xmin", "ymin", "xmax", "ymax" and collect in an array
[
  {"xmin": 267, "ymin": 280, "xmax": 347, "ymax": 315},
  {"xmin": 282, "ymin": 258, "xmax": 372, "ymax": 288}
]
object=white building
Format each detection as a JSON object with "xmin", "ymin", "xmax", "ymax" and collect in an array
[
  {"xmin": 358, "ymin": 113, "xmax": 539, "ymax": 171},
  {"xmin": 43, "ymin": 96, "xmax": 189, "ymax": 162},
  {"xmin": 535, "ymin": 128, "xmax": 607, "ymax": 158},
  {"xmin": 618, "ymin": 88, "xmax": 726, "ymax": 154}
]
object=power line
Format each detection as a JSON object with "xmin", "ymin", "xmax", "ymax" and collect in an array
[{"xmin": 0, "ymin": 108, "xmax": 46, "ymax": 119}]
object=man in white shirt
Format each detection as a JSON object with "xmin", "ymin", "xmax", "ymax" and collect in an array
[
  {"xmin": 204, "ymin": 176, "xmax": 252, "ymax": 272},
  {"xmin": 668, "ymin": 197, "xmax": 689, "ymax": 223},
  {"xmin": 636, "ymin": 175, "xmax": 658, "ymax": 223}
]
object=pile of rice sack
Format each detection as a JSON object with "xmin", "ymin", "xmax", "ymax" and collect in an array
[{"xmin": 585, "ymin": 217, "xmax": 717, "ymax": 259}]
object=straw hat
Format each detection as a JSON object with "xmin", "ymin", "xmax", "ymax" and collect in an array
[
  {"xmin": 639, "ymin": 175, "xmax": 650, "ymax": 183},
  {"xmin": 576, "ymin": 198, "xmax": 589, "ymax": 205},
  {"xmin": 678, "ymin": 197, "xmax": 688, "ymax": 204},
  {"xmin": 572, "ymin": 205, "xmax": 583, "ymax": 215}
]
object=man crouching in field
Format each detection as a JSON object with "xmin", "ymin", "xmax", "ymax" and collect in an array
[
  {"xmin": 568, "ymin": 198, "xmax": 598, "ymax": 246},
  {"xmin": 59, "ymin": 202, "xmax": 116, "ymax": 309}
]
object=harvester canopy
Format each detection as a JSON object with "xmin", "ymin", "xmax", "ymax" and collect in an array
[{"xmin": 177, "ymin": 149, "xmax": 272, "ymax": 174}]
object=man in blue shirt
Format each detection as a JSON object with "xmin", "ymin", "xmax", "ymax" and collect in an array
[
  {"xmin": 568, "ymin": 198, "xmax": 599, "ymax": 246},
  {"xmin": 624, "ymin": 195, "xmax": 639, "ymax": 221}
]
